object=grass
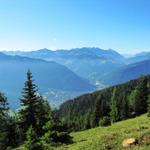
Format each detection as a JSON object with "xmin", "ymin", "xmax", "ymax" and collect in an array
[{"xmin": 57, "ymin": 114, "xmax": 150, "ymax": 150}]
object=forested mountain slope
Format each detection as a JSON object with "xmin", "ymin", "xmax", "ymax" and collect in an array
[{"xmin": 59, "ymin": 75, "xmax": 150, "ymax": 131}]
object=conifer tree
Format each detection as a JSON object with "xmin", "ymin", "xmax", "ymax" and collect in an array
[
  {"xmin": 147, "ymin": 79, "xmax": 150, "ymax": 116},
  {"xmin": 0, "ymin": 93, "xmax": 9, "ymax": 121},
  {"xmin": 120, "ymin": 94, "xmax": 129, "ymax": 120},
  {"xmin": 147, "ymin": 95, "xmax": 150, "ymax": 117},
  {"xmin": 84, "ymin": 109, "xmax": 91, "ymax": 129},
  {"xmin": 19, "ymin": 70, "xmax": 39, "ymax": 133},
  {"xmin": 110, "ymin": 88, "xmax": 119, "ymax": 124},
  {"xmin": 25, "ymin": 126, "xmax": 43, "ymax": 150},
  {"xmin": 0, "ymin": 93, "xmax": 9, "ymax": 150},
  {"xmin": 93, "ymin": 94, "xmax": 108, "ymax": 126},
  {"xmin": 133, "ymin": 77, "xmax": 148, "ymax": 115},
  {"xmin": 36, "ymin": 96, "xmax": 53, "ymax": 136},
  {"xmin": 128, "ymin": 89, "xmax": 136, "ymax": 115}
]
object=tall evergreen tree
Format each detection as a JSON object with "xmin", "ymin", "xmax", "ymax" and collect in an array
[
  {"xmin": 110, "ymin": 88, "xmax": 119, "ymax": 124},
  {"xmin": 84, "ymin": 109, "xmax": 92, "ymax": 129},
  {"xmin": 0, "ymin": 93, "xmax": 9, "ymax": 150},
  {"xmin": 25, "ymin": 126, "xmax": 43, "ymax": 150},
  {"xmin": 147, "ymin": 79, "xmax": 150, "ymax": 116},
  {"xmin": 35, "ymin": 96, "xmax": 53, "ymax": 136},
  {"xmin": 19, "ymin": 70, "xmax": 39, "ymax": 133},
  {"xmin": 147, "ymin": 95, "xmax": 150, "ymax": 117},
  {"xmin": 120, "ymin": 94, "xmax": 129, "ymax": 120},
  {"xmin": 19, "ymin": 70, "xmax": 56, "ymax": 138},
  {"xmin": 0, "ymin": 93, "xmax": 9, "ymax": 121},
  {"xmin": 133, "ymin": 77, "xmax": 148, "ymax": 115},
  {"xmin": 92, "ymin": 94, "xmax": 108, "ymax": 126},
  {"xmin": 128, "ymin": 89, "xmax": 136, "ymax": 115}
]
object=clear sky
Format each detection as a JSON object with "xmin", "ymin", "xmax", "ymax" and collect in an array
[{"xmin": 0, "ymin": 0, "xmax": 150, "ymax": 54}]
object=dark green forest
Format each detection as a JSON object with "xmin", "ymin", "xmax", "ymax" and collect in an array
[{"xmin": 59, "ymin": 75, "xmax": 150, "ymax": 131}]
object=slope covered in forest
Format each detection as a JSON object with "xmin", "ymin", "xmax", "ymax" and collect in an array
[{"xmin": 59, "ymin": 75, "xmax": 150, "ymax": 131}]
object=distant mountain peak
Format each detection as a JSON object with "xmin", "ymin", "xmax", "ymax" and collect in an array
[
  {"xmin": 107, "ymin": 48, "xmax": 117, "ymax": 52},
  {"xmin": 37, "ymin": 48, "xmax": 51, "ymax": 52}
]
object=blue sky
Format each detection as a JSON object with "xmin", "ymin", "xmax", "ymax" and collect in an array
[{"xmin": 0, "ymin": 0, "xmax": 150, "ymax": 54}]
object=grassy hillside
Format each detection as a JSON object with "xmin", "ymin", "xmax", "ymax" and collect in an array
[{"xmin": 57, "ymin": 114, "xmax": 150, "ymax": 150}]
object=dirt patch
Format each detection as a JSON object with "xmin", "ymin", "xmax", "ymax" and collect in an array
[{"xmin": 138, "ymin": 132, "xmax": 150, "ymax": 146}]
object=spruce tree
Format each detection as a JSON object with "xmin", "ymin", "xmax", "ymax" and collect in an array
[
  {"xmin": 0, "ymin": 93, "xmax": 9, "ymax": 150},
  {"xmin": 120, "ymin": 94, "xmax": 129, "ymax": 120},
  {"xmin": 25, "ymin": 126, "xmax": 43, "ymax": 150},
  {"xmin": 84, "ymin": 109, "xmax": 91, "ymax": 129},
  {"xmin": 134, "ymin": 77, "xmax": 148, "ymax": 115},
  {"xmin": 19, "ymin": 70, "xmax": 39, "ymax": 133},
  {"xmin": 147, "ymin": 79, "xmax": 150, "ymax": 116},
  {"xmin": 0, "ymin": 93, "xmax": 9, "ymax": 121},
  {"xmin": 128, "ymin": 89, "xmax": 137, "ymax": 115},
  {"xmin": 93, "ymin": 94, "xmax": 108, "ymax": 126},
  {"xmin": 19, "ymin": 70, "xmax": 56, "ymax": 140},
  {"xmin": 147, "ymin": 95, "xmax": 150, "ymax": 117},
  {"xmin": 110, "ymin": 88, "xmax": 119, "ymax": 124},
  {"xmin": 35, "ymin": 96, "xmax": 53, "ymax": 136}
]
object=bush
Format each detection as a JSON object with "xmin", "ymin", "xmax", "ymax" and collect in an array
[
  {"xmin": 27, "ymin": 142, "xmax": 44, "ymax": 150},
  {"xmin": 53, "ymin": 131, "xmax": 72, "ymax": 144},
  {"xmin": 99, "ymin": 117, "xmax": 111, "ymax": 126},
  {"xmin": 41, "ymin": 130, "xmax": 72, "ymax": 145},
  {"xmin": 25, "ymin": 126, "xmax": 44, "ymax": 150}
]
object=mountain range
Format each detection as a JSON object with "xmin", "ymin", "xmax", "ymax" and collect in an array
[
  {"xmin": 2, "ymin": 47, "xmax": 150, "ymax": 108},
  {"xmin": 3, "ymin": 48, "xmax": 125, "ymax": 85}
]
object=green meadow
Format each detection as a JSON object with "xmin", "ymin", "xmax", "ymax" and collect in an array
[{"xmin": 57, "ymin": 114, "xmax": 150, "ymax": 150}]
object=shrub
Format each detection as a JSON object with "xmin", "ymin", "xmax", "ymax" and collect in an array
[{"xmin": 99, "ymin": 117, "xmax": 111, "ymax": 126}]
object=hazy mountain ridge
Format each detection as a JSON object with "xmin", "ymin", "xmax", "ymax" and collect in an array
[
  {"xmin": 3, "ymin": 47, "xmax": 124, "ymax": 60},
  {"xmin": 3, "ymin": 47, "xmax": 126, "ymax": 85},
  {"xmin": 3, "ymin": 48, "xmax": 150, "ymax": 87},
  {"xmin": 102, "ymin": 59, "xmax": 150, "ymax": 85},
  {"xmin": 127, "ymin": 51, "xmax": 150, "ymax": 64}
]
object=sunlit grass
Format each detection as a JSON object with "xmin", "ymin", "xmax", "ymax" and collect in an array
[{"xmin": 57, "ymin": 114, "xmax": 150, "ymax": 150}]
